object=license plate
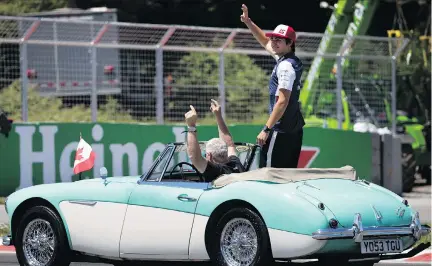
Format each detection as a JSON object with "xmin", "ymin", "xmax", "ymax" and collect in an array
[{"xmin": 361, "ymin": 239, "xmax": 403, "ymax": 254}]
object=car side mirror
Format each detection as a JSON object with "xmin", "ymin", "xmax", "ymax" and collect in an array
[{"xmin": 100, "ymin": 167, "xmax": 108, "ymax": 179}]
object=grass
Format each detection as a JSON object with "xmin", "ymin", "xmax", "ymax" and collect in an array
[
  {"xmin": 0, "ymin": 223, "xmax": 9, "ymax": 236},
  {"xmin": 0, "ymin": 197, "xmax": 5, "ymax": 205}
]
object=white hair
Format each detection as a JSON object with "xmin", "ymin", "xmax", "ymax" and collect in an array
[{"xmin": 206, "ymin": 138, "xmax": 228, "ymax": 164}]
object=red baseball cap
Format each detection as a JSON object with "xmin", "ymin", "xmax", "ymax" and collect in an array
[{"xmin": 265, "ymin": 24, "xmax": 296, "ymax": 42}]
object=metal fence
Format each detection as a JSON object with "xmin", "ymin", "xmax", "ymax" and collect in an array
[{"xmin": 0, "ymin": 16, "xmax": 409, "ymax": 133}]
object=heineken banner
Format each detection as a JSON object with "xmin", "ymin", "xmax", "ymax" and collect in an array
[{"xmin": 0, "ymin": 123, "xmax": 372, "ymax": 197}]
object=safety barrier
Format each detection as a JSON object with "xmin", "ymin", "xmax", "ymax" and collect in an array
[{"xmin": 0, "ymin": 123, "xmax": 376, "ymax": 197}]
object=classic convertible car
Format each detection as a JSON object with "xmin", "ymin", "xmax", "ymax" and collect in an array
[{"xmin": 2, "ymin": 142, "xmax": 431, "ymax": 266}]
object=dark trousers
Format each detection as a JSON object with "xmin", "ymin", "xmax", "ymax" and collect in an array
[{"xmin": 259, "ymin": 129, "xmax": 303, "ymax": 168}]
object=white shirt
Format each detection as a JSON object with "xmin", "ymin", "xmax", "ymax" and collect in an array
[{"xmin": 265, "ymin": 42, "xmax": 296, "ymax": 93}]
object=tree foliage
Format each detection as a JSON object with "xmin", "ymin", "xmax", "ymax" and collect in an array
[
  {"xmin": 167, "ymin": 51, "xmax": 269, "ymax": 122},
  {"xmin": 0, "ymin": 80, "xmax": 137, "ymax": 122},
  {"xmin": 0, "ymin": 0, "xmax": 68, "ymax": 15},
  {"xmin": 396, "ymin": 29, "xmax": 431, "ymax": 122},
  {"xmin": 0, "ymin": 0, "xmax": 428, "ymax": 125}
]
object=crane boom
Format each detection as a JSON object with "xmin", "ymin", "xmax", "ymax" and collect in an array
[{"xmin": 300, "ymin": 0, "xmax": 379, "ymax": 117}]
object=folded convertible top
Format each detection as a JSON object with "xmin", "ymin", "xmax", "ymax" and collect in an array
[{"xmin": 211, "ymin": 165, "xmax": 357, "ymax": 188}]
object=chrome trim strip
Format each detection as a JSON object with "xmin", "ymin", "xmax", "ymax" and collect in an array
[
  {"xmin": 371, "ymin": 205, "xmax": 383, "ymax": 221},
  {"xmin": 68, "ymin": 200, "xmax": 97, "ymax": 206}
]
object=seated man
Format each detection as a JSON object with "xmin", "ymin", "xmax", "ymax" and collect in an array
[{"xmin": 184, "ymin": 99, "xmax": 245, "ymax": 182}]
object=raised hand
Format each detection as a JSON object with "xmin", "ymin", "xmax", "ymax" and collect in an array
[
  {"xmin": 240, "ymin": 4, "xmax": 250, "ymax": 23},
  {"xmin": 210, "ymin": 99, "xmax": 221, "ymax": 114},
  {"xmin": 184, "ymin": 105, "xmax": 197, "ymax": 126}
]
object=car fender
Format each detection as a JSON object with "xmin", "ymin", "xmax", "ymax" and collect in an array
[
  {"xmin": 192, "ymin": 181, "xmax": 330, "ymax": 259},
  {"xmin": 6, "ymin": 177, "xmax": 138, "ymax": 249},
  {"xmin": 196, "ymin": 181, "xmax": 329, "ymax": 234}
]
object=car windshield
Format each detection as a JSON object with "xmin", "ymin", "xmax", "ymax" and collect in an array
[{"xmin": 144, "ymin": 142, "xmax": 259, "ymax": 182}]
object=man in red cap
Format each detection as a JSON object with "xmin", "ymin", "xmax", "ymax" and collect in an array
[{"xmin": 240, "ymin": 4, "xmax": 305, "ymax": 169}]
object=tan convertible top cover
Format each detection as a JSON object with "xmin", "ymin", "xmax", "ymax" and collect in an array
[{"xmin": 211, "ymin": 165, "xmax": 358, "ymax": 188}]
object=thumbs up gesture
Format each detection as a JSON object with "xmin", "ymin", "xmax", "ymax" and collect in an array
[{"xmin": 185, "ymin": 105, "xmax": 197, "ymax": 126}]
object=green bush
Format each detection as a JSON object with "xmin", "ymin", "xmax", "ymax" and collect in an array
[
  {"xmin": 168, "ymin": 52, "xmax": 269, "ymax": 122},
  {"xmin": 0, "ymin": 223, "xmax": 9, "ymax": 236},
  {"xmin": 0, "ymin": 80, "xmax": 138, "ymax": 123},
  {"xmin": 0, "ymin": 0, "xmax": 67, "ymax": 15},
  {"xmin": 0, "ymin": 50, "xmax": 272, "ymax": 124}
]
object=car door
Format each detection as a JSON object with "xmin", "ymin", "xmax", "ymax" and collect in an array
[
  {"xmin": 58, "ymin": 181, "xmax": 137, "ymax": 258},
  {"xmin": 119, "ymin": 181, "xmax": 207, "ymax": 260}
]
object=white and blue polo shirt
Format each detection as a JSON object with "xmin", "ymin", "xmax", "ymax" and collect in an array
[{"xmin": 268, "ymin": 51, "xmax": 305, "ymax": 133}]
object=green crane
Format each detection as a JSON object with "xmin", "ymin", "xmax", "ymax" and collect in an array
[{"xmin": 300, "ymin": 0, "xmax": 379, "ymax": 130}]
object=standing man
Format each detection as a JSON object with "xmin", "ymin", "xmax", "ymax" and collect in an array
[{"xmin": 240, "ymin": 4, "xmax": 305, "ymax": 168}]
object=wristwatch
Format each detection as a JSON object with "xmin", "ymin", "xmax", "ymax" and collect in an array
[
  {"xmin": 187, "ymin": 126, "xmax": 197, "ymax": 132},
  {"xmin": 263, "ymin": 125, "xmax": 271, "ymax": 133}
]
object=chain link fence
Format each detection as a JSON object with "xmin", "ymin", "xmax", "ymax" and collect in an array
[{"xmin": 0, "ymin": 16, "xmax": 409, "ymax": 133}]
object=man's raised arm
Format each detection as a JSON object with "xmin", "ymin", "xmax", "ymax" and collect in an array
[
  {"xmin": 210, "ymin": 99, "xmax": 236, "ymax": 157},
  {"xmin": 240, "ymin": 4, "xmax": 268, "ymax": 47},
  {"xmin": 240, "ymin": 4, "xmax": 276, "ymax": 58},
  {"xmin": 185, "ymin": 105, "xmax": 207, "ymax": 173}
]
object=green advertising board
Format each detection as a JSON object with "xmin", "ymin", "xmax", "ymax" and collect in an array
[{"xmin": 0, "ymin": 123, "xmax": 372, "ymax": 197}]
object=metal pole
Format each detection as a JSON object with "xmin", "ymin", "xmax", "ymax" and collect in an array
[
  {"xmin": 20, "ymin": 43, "xmax": 28, "ymax": 122},
  {"xmin": 53, "ymin": 22, "xmax": 60, "ymax": 92},
  {"xmin": 217, "ymin": 30, "xmax": 236, "ymax": 120},
  {"xmin": 155, "ymin": 48, "xmax": 164, "ymax": 124},
  {"xmin": 89, "ymin": 24, "xmax": 110, "ymax": 122},
  {"xmin": 336, "ymin": 55, "xmax": 343, "ymax": 129},
  {"xmin": 154, "ymin": 27, "xmax": 175, "ymax": 125},
  {"xmin": 19, "ymin": 20, "xmax": 41, "ymax": 122},
  {"xmin": 391, "ymin": 56, "xmax": 397, "ymax": 135},
  {"xmin": 91, "ymin": 47, "xmax": 97, "ymax": 122},
  {"xmin": 218, "ymin": 51, "xmax": 226, "ymax": 119}
]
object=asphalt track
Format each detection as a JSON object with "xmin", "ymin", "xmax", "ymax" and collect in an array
[{"xmin": 0, "ymin": 252, "xmax": 430, "ymax": 266}]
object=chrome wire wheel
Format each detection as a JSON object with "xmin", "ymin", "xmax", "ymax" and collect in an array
[
  {"xmin": 22, "ymin": 218, "xmax": 56, "ymax": 266},
  {"xmin": 220, "ymin": 218, "xmax": 258, "ymax": 266}
]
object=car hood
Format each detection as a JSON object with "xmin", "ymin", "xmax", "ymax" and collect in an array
[
  {"xmin": 6, "ymin": 176, "xmax": 141, "ymax": 218},
  {"xmin": 293, "ymin": 179, "xmax": 414, "ymax": 227}
]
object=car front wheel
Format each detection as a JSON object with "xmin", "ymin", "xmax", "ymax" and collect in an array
[
  {"xmin": 210, "ymin": 207, "xmax": 273, "ymax": 266},
  {"xmin": 15, "ymin": 205, "xmax": 71, "ymax": 266}
]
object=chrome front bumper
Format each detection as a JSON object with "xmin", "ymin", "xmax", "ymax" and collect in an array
[{"xmin": 312, "ymin": 211, "xmax": 431, "ymax": 242}]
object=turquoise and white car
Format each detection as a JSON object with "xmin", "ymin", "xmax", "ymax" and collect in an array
[{"xmin": 2, "ymin": 142, "xmax": 430, "ymax": 266}]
